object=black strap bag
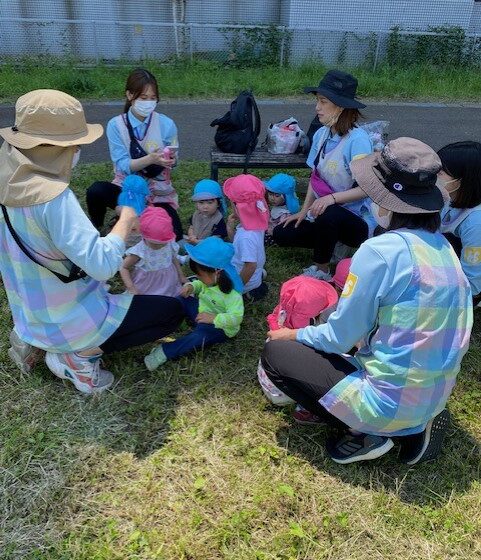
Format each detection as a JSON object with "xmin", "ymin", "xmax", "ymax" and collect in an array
[
  {"xmin": 1, "ymin": 205, "xmax": 86, "ymax": 283},
  {"xmin": 123, "ymin": 113, "xmax": 165, "ymax": 179},
  {"xmin": 210, "ymin": 90, "xmax": 261, "ymax": 172}
]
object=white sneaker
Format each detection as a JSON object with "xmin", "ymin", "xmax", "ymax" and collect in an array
[
  {"xmin": 177, "ymin": 254, "xmax": 189, "ymax": 266},
  {"xmin": 8, "ymin": 329, "xmax": 45, "ymax": 374},
  {"xmin": 302, "ymin": 265, "xmax": 332, "ymax": 281},
  {"xmin": 45, "ymin": 352, "xmax": 114, "ymax": 394}
]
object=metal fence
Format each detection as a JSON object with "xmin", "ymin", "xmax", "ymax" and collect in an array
[{"xmin": 2, "ymin": 0, "xmax": 481, "ymax": 69}]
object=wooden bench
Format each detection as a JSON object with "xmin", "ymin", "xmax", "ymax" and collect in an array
[{"xmin": 210, "ymin": 147, "xmax": 307, "ymax": 181}]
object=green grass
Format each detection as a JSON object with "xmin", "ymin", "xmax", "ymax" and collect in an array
[
  {"xmin": 1, "ymin": 160, "xmax": 481, "ymax": 559},
  {"xmin": 1, "ymin": 60, "xmax": 481, "ymax": 103}
]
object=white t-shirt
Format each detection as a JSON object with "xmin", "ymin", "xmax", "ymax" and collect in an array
[{"xmin": 232, "ymin": 226, "xmax": 266, "ymax": 293}]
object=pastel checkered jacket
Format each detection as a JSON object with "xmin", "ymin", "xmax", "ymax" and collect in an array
[{"xmin": 298, "ymin": 230, "xmax": 473, "ymax": 436}]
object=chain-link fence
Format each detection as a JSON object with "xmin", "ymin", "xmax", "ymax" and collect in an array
[{"xmin": 2, "ymin": 0, "xmax": 481, "ymax": 69}]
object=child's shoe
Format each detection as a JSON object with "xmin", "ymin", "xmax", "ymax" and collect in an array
[
  {"xmin": 8, "ymin": 329, "xmax": 45, "ymax": 374},
  {"xmin": 302, "ymin": 265, "xmax": 332, "ymax": 282},
  {"xmin": 177, "ymin": 254, "xmax": 189, "ymax": 266},
  {"xmin": 45, "ymin": 351, "xmax": 114, "ymax": 394},
  {"xmin": 144, "ymin": 345, "xmax": 168, "ymax": 371},
  {"xmin": 292, "ymin": 404, "xmax": 324, "ymax": 425}
]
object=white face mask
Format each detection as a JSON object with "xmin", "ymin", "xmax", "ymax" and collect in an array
[
  {"xmin": 436, "ymin": 177, "xmax": 460, "ymax": 195},
  {"xmin": 371, "ymin": 201, "xmax": 392, "ymax": 230},
  {"xmin": 133, "ymin": 99, "xmax": 157, "ymax": 117},
  {"xmin": 71, "ymin": 149, "xmax": 81, "ymax": 169}
]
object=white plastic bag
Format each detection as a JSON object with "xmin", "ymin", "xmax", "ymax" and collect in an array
[
  {"xmin": 266, "ymin": 117, "xmax": 307, "ymax": 155},
  {"xmin": 257, "ymin": 358, "xmax": 294, "ymax": 406},
  {"xmin": 359, "ymin": 120, "xmax": 389, "ymax": 152}
]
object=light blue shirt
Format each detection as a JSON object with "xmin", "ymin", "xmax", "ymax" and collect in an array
[
  {"xmin": 106, "ymin": 109, "xmax": 179, "ymax": 175},
  {"xmin": 441, "ymin": 205, "xmax": 481, "ymax": 296}
]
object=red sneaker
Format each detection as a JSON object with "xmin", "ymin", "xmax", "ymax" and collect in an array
[{"xmin": 292, "ymin": 405, "xmax": 324, "ymax": 425}]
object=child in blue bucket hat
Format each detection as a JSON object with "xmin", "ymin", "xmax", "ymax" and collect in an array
[
  {"xmin": 144, "ymin": 236, "xmax": 244, "ymax": 370},
  {"xmin": 264, "ymin": 173, "xmax": 300, "ymax": 241},
  {"xmin": 186, "ymin": 179, "xmax": 228, "ymax": 244}
]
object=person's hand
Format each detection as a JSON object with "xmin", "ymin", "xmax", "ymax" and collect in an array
[
  {"xmin": 148, "ymin": 151, "xmax": 175, "ymax": 168},
  {"xmin": 196, "ymin": 312, "xmax": 216, "ymax": 324},
  {"xmin": 118, "ymin": 205, "xmax": 138, "ymax": 229},
  {"xmin": 227, "ymin": 213, "xmax": 238, "ymax": 228},
  {"xmin": 187, "ymin": 234, "xmax": 199, "ymax": 245},
  {"xmin": 283, "ymin": 209, "xmax": 308, "ymax": 228},
  {"xmin": 180, "ymin": 283, "xmax": 194, "ymax": 297},
  {"xmin": 309, "ymin": 194, "xmax": 335, "ymax": 218},
  {"xmin": 267, "ymin": 327, "xmax": 298, "ymax": 341}
]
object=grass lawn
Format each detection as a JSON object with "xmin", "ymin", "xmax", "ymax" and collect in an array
[
  {"xmin": 1, "ymin": 160, "xmax": 481, "ymax": 559},
  {"xmin": 1, "ymin": 61, "xmax": 481, "ymax": 103}
]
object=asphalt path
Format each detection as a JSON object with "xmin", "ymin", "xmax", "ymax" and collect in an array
[{"xmin": 1, "ymin": 99, "xmax": 481, "ymax": 162}]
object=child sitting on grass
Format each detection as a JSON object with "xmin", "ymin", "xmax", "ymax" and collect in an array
[
  {"xmin": 185, "ymin": 179, "xmax": 228, "ymax": 244},
  {"xmin": 120, "ymin": 206, "xmax": 187, "ymax": 295},
  {"xmin": 264, "ymin": 173, "xmax": 300, "ymax": 243},
  {"xmin": 144, "ymin": 236, "xmax": 244, "ymax": 370},
  {"xmin": 224, "ymin": 174, "xmax": 269, "ymax": 302}
]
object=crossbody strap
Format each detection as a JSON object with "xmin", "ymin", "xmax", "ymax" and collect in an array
[{"xmin": 1, "ymin": 204, "xmax": 87, "ymax": 283}]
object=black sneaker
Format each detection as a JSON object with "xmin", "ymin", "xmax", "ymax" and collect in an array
[
  {"xmin": 326, "ymin": 432, "xmax": 394, "ymax": 464},
  {"xmin": 398, "ymin": 409, "xmax": 450, "ymax": 465}
]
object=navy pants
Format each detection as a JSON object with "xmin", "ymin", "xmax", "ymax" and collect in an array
[{"xmin": 163, "ymin": 296, "xmax": 228, "ymax": 360}]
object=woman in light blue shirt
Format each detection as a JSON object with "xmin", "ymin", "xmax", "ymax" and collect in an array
[
  {"xmin": 438, "ymin": 141, "xmax": 481, "ymax": 298},
  {"xmin": 86, "ymin": 68, "xmax": 182, "ymax": 238}
]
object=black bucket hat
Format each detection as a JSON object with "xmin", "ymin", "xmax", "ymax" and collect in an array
[{"xmin": 304, "ymin": 69, "xmax": 366, "ymax": 109}]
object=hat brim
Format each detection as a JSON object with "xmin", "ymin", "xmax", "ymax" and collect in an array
[
  {"xmin": 0, "ymin": 123, "xmax": 104, "ymax": 149},
  {"xmin": 303, "ymin": 86, "xmax": 366, "ymax": 109},
  {"xmin": 191, "ymin": 193, "xmax": 219, "ymax": 202},
  {"xmin": 351, "ymin": 153, "xmax": 447, "ymax": 214}
]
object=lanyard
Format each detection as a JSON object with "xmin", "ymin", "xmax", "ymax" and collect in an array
[{"xmin": 313, "ymin": 130, "xmax": 333, "ymax": 169}]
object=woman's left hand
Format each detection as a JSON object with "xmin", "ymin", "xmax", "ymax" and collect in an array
[
  {"xmin": 267, "ymin": 328, "xmax": 299, "ymax": 341},
  {"xmin": 196, "ymin": 312, "xmax": 216, "ymax": 324},
  {"xmin": 309, "ymin": 194, "xmax": 336, "ymax": 218}
]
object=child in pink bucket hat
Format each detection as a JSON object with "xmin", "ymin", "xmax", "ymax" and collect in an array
[
  {"xmin": 224, "ymin": 174, "xmax": 269, "ymax": 301},
  {"xmin": 120, "ymin": 206, "xmax": 187, "ymax": 296}
]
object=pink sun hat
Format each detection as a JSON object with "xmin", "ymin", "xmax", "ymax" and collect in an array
[
  {"xmin": 223, "ymin": 174, "xmax": 269, "ymax": 231},
  {"xmin": 332, "ymin": 258, "xmax": 352, "ymax": 290},
  {"xmin": 139, "ymin": 206, "xmax": 175, "ymax": 244}
]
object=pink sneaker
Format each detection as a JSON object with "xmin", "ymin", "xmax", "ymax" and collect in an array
[
  {"xmin": 292, "ymin": 405, "xmax": 324, "ymax": 425},
  {"xmin": 8, "ymin": 329, "xmax": 45, "ymax": 374},
  {"xmin": 45, "ymin": 352, "xmax": 114, "ymax": 394}
]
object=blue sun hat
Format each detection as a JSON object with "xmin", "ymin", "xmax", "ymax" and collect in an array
[
  {"xmin": 185, "ymin": 236, "xmax": 244, "ymax": 293},
  {"xmin": 118, "ymin": 175, "xmax": 150, "ymax": 215},
  {"xmin": 264, "ymin": 173, "xmax": 300, "ymax": 214},
  {"xmin": 192, "ymin": 179, "xmax": 227, "ymax": 216}
]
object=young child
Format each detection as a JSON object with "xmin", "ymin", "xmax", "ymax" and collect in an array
[
  {"xmin": 264, "ymin": 173, "xmax": 300, "ymax": 241},
  {"xmin": 144, "ymin": 236, "xmax": 244, "ymax": 370},
  {"xmin": 120, "ymin": 206, "xmax": 187, "ymax": 295},
  {"xmin": 224, "ymin": 174, "xmax": 269, "ymax": 301},
  {"xmin": 186, "ymin": 179, "xmax": 228, "ymax": 244}
]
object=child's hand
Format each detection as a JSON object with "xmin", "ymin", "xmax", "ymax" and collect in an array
[
  {"xmin": 180, "ymin": 283, "xmax": 194, "ymax": 297},
  {"xmin": 227, "ymin": 214, "xmax": 238, "ymax": 228},
  {"xmin": 196, "ymin": 312, "xmax": 216, "ymax": 324},
  {"xmin": 187, "ymin": 234, "xmax": 199, "ymax": 245},
  {"xmin": 267, "ymin": 327, "xmax": 298, "ymax": 341}
]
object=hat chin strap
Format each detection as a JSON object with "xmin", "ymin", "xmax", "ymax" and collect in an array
[{"xmin": 324, "ymin": 108, "xmax": 343, "ymax": 129}]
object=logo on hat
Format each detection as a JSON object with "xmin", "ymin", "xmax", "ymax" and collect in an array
[{"xmin": 393, "ymin": 183, "xmax": 403, "ymax": 191}]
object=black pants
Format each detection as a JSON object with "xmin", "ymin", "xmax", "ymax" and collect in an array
[
  {"xmin": 100, "ymin": 295, "xmax": 184, "ymax": 353},
  {"xmin": 261, "ymin": 339, "xmax": 356, "ymax": 428},
  {"xmin": 86, "ymin": 180, "xmax": 184, "ymax": 240},
  {"xmin": 272, "ymin": 204, "xmax": 368, "ymax": 264}
]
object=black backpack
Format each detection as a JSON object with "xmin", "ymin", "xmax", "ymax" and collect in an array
[{"xmin": 210, "ymin": 90, "xmax": 261, "ymax": 171}]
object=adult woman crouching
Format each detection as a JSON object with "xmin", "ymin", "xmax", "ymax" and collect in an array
[
  {"xmin": 262, "ymin": 138, "xmax": 473, "ymax": 465},
  {"xmin": 1, "ymin": 90, "xmax": 183, "ymax": 394},
  {"xmin": 273, "ymin": 69, "xmax": 374, "ymax": 280},
  {"xmin": 438, "ymin": 141, "xmax": 481, "ymax": 300}
]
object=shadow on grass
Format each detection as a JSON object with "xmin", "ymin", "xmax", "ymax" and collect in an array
[{"xmin": 274, "ymin": 407, "xmax": 481, "ymax": 508}]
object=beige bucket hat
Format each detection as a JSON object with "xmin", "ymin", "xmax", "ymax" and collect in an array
[
  {"xmin": 351, "ymin": 137, "xmax": 448, "ymax": 214},
  {"xmin": 0, "ymin": 89, "xmax": 103, "ymax": 149}
]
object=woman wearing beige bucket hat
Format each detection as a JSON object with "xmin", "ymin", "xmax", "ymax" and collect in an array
[
  {"xmin": 0, "ymin": 89, "xmax": 183, "ymax": 394},
  {"xmin": 262, "ymin": 137, "xmax": 473, "ymax": 465}
]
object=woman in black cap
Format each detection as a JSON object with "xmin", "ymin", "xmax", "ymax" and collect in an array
[
  {"xmin": 273, "ymin": 69, "xmax": 374, "ymax": 280},
  {"xmin": 263, "ymin": 138, "xmax": 473, "ymax": 465}
]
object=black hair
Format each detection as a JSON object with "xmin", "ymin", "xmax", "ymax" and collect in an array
[
  {"xmin": 189, "ymin": 259, "xmax": 233, "ymax": 294},
  {"xmin": 437, "ymin": 141, "xmax": 481, "ymax": 209},
  {"xmin": 388, "ymin": 212, "xmax": 441, "ymax": 233}
]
